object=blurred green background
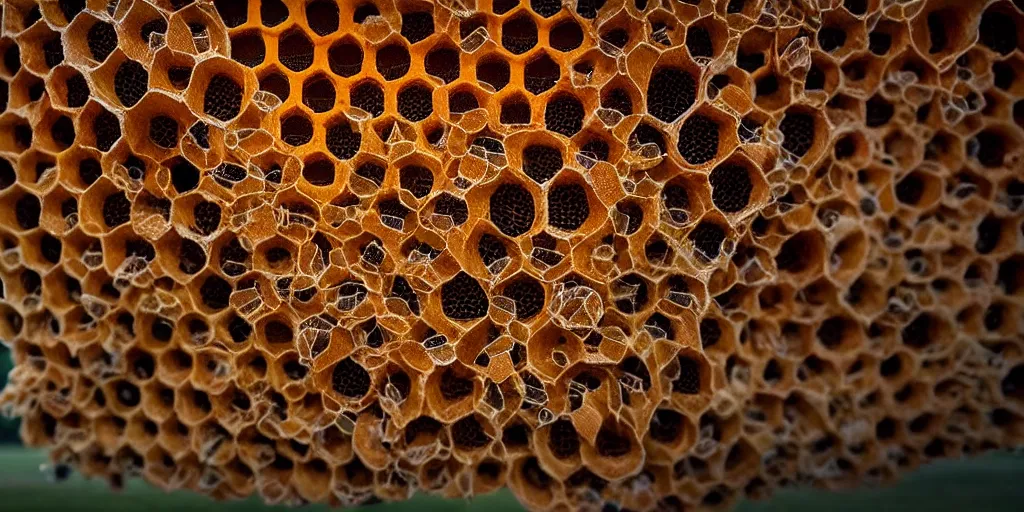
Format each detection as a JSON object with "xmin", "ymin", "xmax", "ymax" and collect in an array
[{"xmin": 1, "ymin": 344, "xmax": 1023, "ymax": 511}]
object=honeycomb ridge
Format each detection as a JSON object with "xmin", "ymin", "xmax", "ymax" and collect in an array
[{"xmin": 0, "ymin": 1, "xmax": 1022, "ymax": 511}]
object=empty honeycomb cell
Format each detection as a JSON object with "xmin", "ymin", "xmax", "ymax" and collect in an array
[
  {"xmin": 376, "ymin": 44, "xmax": 410, "ymax": 81},
  {"xmin": 522, "ymin": 145, "xmax": 563, "ymax": 184},
  {"xmin": 44, "ymin": 36, "xmax": 65, "ymax": 69},
  {"xmin": 355, "ymin": 161, "xmax": 385, "ymax": 186},
  {"xmin": 50, "ymin": 115, "xmax": 76, "ymax": 149},
  {"xmin": 434, "ymin": 193, "xmax": 469, "ymax": 226},
  {"xmin": 167, "ymin": 66, "xmax": 192, "ymax": 89},
  {"xmin": 332, "ymin": 358, "xmax": 371, "ymax": 398},
  {"xmin": 631, "ymin": 123, "xmax": 667, "ymax": 154},
  {"xmin": 279, "ymin": 29, "xmax": 314, "ymax": 72},
  {"xmin": 114, "ymin": 60, "xmax": 149, "ymax": 108},
  {"xmin": 281, "ymin": 114, "xmax": 313, "ymax": 146},
  {"xmin": 212, "ymin": 0, "xmax": 247, "ymax": 27},
  {"xmin": 698, "ymin": 318, "xmax": 722, "ymax": 348},
  {"xmin": 401, "ymin": 11, "xmax": 434, "ymax": 44},
  {"xmin": 305, "ymin": 0, "xmax": 340, "ymax": 36},
  {"xmin": 390, "ymin": 276, "xmax": 420, "ymax": 315},
  {"xmin": 709, "ymin": 164, "xmax": 753, "ymax": 213},
  {"xmin": 779, "ymin": 110, "xmax": 816, "ymax": 157},
  {"xmin": 817, "ymin": 25, "xmax": 847, "ymax": 53},
  {"xmin": 350, "ymin": 81, "xmax": 384, "ymax": 117},
  {"xmin": 547, "ymin": 183, "xmax": 590, "ymax": 231},
  {"xmin": 139, "ymin": 17, "xmax": 168, "ymax": 43},
  {"xmin": 87, "ymin": 21, "xmax": 118, "ymax": 63},
  {"xmin": 169, "ymin": 158, "xmax": 200, "ymax": 193},
  {"xmin": 477, "ymin": 57, "xmax": 511, "ymax": 91},
  {"xmin": 452, "ymin": 415, "xmax": 491, "ymax": 449},
  {"xmin": 975, "ymin": 215, "xmax": 1003, "ymax": 255},
  {"xmin": 102, "ymin": 191, "xmax": 131, "ymax": 228},
  {"xmin": 601, "ymin": 28, "xmax": 629, "ymax": 50},
  {"xmin": 257, "ymin": 0, "xmax": 289, "ymax": 26},
  {"xmin": 524, "ymin": 54, "xmax": 559, "ymax": 95},
  {"xmin": 895, "ymin": 172, "xmax": 926, "ymax": 205},
  {"xmin": 15, "ymin": 195, "xmax": 42, "ymax": 230},
  {"xmin": 302, "ymin": 158, "xmax": 335, "ymax": 186},
  {"xmin": 661, "ymin": 181, "xmax": 691, "ymax": 224},
  {"xmin": 973, "ymin": 130, "xmax": 1006, "ymax": 168},
  {"xmin": 178, "ymin": 238, "xmax": 206, "ymax": 274},
  {"xmin": 378, "ymin": 198, "xmax": 411, "ymax": 227},
  {"xmin": 0, "ymin": 160, "xmax": 14, "ymax": 190},
  {"xmin": 149, "ymin": 116, "xmax": 180, "ymax": 149},
  {"xmin": 424, "ymin": 47, "xmax": 460, "ymax": 84},
  {"xmin": 501, "ymin": 98, "xmax": 531, "ymax": 124},
  {"xmin": 189, "ymin": 122, "xmax": 210, "ymax": 149},
  {"xmin": 503, "ymin": 276, "xmax": 545, "ymax": 320},
  {"xmin": 612, "ymin": 274, "xmax": 649, "ymax": 314},
  {"xmin": 230, "ymin": 32, "xmax": 266, "ymax": 68},
  {"xmin": 686, "ymin": 26, "xmax": 713, "ymax": 58},
  {"xmin": 192, "ymin": 201, "xmax": 221, "ymax": 235},
  {"xmin": 673, "ymin": 355, "xmax": 702, "ymax": 395},
  {"xmin": 901, "ymin": 313, "xmax": 940, "ymax": 350},
  {"xmin": 396, "ymin": 84, "xmax": 433, "ymax": 122},
  {"xmin": 327, "ymin": 40, "xmax": 362, "ymax": 78},
  {"xmin": 865, "ymin": 95, "xmax": 894, "ymax": 127},
  {"xmin": 440, "ymin": 272, "xmax": 490, "ymax": 320},
  {"xmin": 78, "ymin": 157, "xmax": 103, "ymax": 186},
  {"xmin": 647, "ymin": 67, "xmax": 697, "ymax": 123},
  {"xmin": 398, "ymin": 165, "xmax": 434, "ymax": 198},
  {"xmin": 677, "ymin": 114, "xmax": 719, "ymax": 165},
  {"xmin": 602, "ymin": 87, "xmax": 633, "ymax": 116},
  {"xmin": 689, "ymin": 221, "xmax": 726, "ymax": 260},
  {"xmin": 477, "ymin": 233, "xmax": 509, "ymax": 269},
  {"xmin": 979, "ymin": 10, "xmax": 1018, "ymax": 55},
  {"xmin": 298, "ymin": 75, "xmax": 336, "ymax": 114},
  {"xmin": 548, "ymin": 419, "xmax": 580, "ymax": 459},
  {"xmin": 203, "ymin": 74, "xmax": 243, "ymax": 122},
  {"xmin": 544, "ymin": 94, "xmax": 584, "ymax": 137},
  {"xmin": 616, "ymin": 200, "xmax": 644, "ymax": 235},
  {"xmin": 502, "ymin": 15, "xmax": 538, "ymax": 55}
]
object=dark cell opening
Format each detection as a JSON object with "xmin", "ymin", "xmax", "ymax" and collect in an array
[
  {"xmin": 502, "ymin": 16, "xmax": 538, "ymax": 55},
  {"xmin": 306, "ymin": 0, "xmax": 340, "ymax": 36},
  {"xmin": 281, "ymin": 115, "xmax": 313, "ymax": 146},
  {"xmin": 550, "ymin": 20, "xmax": 583, "ymax": 52},
  {"xmin": 302, "ymin": 159, "xmax": 335, "ymax": 186},
  {"xmin": 544, "ymin": 94, "xmax": 584, "ymax": 137},
  {"xmin": 440, "ymin": 272, "xmax": 490, "ymax": 320},
  {"xmin": 204, "ymin": 74, "xmax": 243, "ymax": 121},
  {"xmin": 709, "ymin": 164, "xmax": 753, "ymax": 213},
  {"xmin": 647, "ymin": 67, "xmax": 696, "ymax": 122},
  {"xmin": 397, "ymin": 84, "xmax": 433, "ymax": 122},
  {"xmin": 401, "ymin": 11, "xmax": 434, "ymax": 44},
  {"xmin": 399, "ymin": 165, "xmax": 434, "ymax": 198},
  {"xmin": 376, "ymin": 44, "xmax": 411, "ymax": 81},
  {"xmin": 278, "ymin": 30, "xmax": 314, "ymax": 72},
  {"xmin": 350, "ymin": 81, "xmax": 384, "ymax": 117},
  {"xmin": 230, "ymin": 31, "xmax": 265, "ymax": 68},
  {"xmin": 86, "ymin": 21, "xmax": 118, "ymax": 63},
  {"xmin": 328, "ymin": 41, "xmax": 363, "ymax": 77},
  {"xmin": 424, "ymin": 47, "xmax": 460, "ymax": 84},
  {"xmin": 678, "ymin": 114, "xmax": 720, "ymax": 165},
  {"xmin": 149, "ymin": 116, "xmax": 179, "ymax": 149},
  {"xmin": 332, "ymin": 358, "xmax": 371, "ymax": 398},
  {"xmin": 114, "ymin": 60, "xmax": 148, "ymax": 108}
]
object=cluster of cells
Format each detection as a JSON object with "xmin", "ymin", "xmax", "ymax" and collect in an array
[{"xmin": 0, "ymin": 0, "xmax": 1023, "ymax": 511}]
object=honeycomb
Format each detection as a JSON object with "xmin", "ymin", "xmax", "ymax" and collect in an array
[{"xmin": 0, "ymin": 0, "xmax": 1022, "ymax": 510}]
